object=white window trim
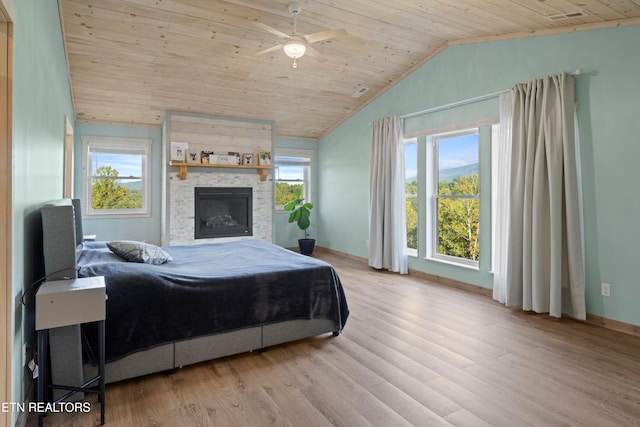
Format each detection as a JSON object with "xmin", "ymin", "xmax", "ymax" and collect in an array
[
  {"xmin": 426, "ymin": 128, "xmax": 480, "ymax": 269},
  {"xmin": 82, "ymin": 135, "xmax": 152, "ymax": 218},
  {"xmin": 274, "ymin": 148, "xmax": 313, "ymax": 212}
]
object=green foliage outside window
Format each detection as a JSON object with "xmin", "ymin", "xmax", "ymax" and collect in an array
[
  {"xmin": 437, "ymin": 174, "xmax": 479, "ymax": 261},
  {"xmin": 405, "ymin": 180, "xmax": 418, "ymax": 250},
  {"xmin": 91, "ymin": 166, "xmax": 142, "ymax": 210},
  {"xmin": 405, "ymin": 174, "xmax": 479, "ymax": 260},
  {"xmin": 275, "ymin": 182, "xmax": 304, "ymax": 207}
]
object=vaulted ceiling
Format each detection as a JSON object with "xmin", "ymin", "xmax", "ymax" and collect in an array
[{"xmin": 58, "ymin": 0, "xmax": 640, "ymax": 138}]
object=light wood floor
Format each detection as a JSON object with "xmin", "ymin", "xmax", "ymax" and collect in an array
[{"xmin": 28, "ymin": 251, "xmax": 640, "ymax": 426}]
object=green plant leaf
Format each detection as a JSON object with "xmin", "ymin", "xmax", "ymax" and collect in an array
[
  {"xmin": 283, "ymin": 188, "xmax": 312, "ymax": 233},
  {"xmin": 298, "ymin": 209, "xmax": 310, "ymax": 230},
  {"xmin": 284, "ymin": 198, "xmax": 304, "ymax": 211}
]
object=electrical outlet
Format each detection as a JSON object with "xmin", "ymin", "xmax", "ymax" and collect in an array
[{"xmin": 601, "ymin": 282, "xmax": 611, "ymax": 297}]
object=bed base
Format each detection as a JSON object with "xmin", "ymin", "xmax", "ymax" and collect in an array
[
  {"xmin": 81, "ymin": 319, "xmax": 337, "ymax": 384},
  {"xmin": 40, "ymin": 199, "xmax": 341, "ymax": 390}
]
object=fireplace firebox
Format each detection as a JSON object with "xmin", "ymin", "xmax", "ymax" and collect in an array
[{"xmin": 194, "ymin": 187, "xmax": 252, "ymax": 239}]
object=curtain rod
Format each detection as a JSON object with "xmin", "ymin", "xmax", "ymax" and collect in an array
[
  {"xmin": 398, "ymin": 89, "xmax": 507, "ymax": 120},
  {"xmin": 398, "ymin": 69, "xmax": 582, "ymax": 121}
]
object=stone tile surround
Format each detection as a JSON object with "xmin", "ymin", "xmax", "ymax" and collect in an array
[{"xmin": 166, "ymin": 169, "xmax": 272, "ymax": 246}]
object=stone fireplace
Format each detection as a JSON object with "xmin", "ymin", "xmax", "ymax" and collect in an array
[
  {"xmin": 194, "ymin": 187, "xmax": 252, "ymax": 239},
  {"xmin": 165, "ymin": 170, "xmax": 273, "ymax": 246},
  {"xmin": 163, "ymin": 112, "xmax": 273, "ymax": 246}
]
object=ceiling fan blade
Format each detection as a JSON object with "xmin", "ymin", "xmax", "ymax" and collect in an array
[
  {"xmin": 305, "ymin": 46, "xmax": 327, "ymax": 63},
  {"xmin": 254, "ymin": 22, "xmax": 291, "ymax": 40},
  {"xmin": 304, "ymin": 28, "xmax": 347, "ymax": 44},
  {"xmin": 257, "ymin": 44, "xmax": 285, "ymax": 55}
]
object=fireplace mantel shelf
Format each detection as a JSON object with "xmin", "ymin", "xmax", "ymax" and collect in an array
[{"xmin": 169, "ymin": 161, "xmax": 272, "ymax": 181}]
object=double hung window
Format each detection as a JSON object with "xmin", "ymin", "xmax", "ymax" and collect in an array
[
  {"xmin": 274, "ymin": 149, "xmax": 313, "ymax": 210},
  {"xmin": 82, "ymin": 136, "xmax": 152, "ymax": 217},
  {"xmin": 427, "ymin": 129, "xmax": 479, "ymax": 267}
]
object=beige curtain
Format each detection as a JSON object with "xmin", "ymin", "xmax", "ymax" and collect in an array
[
  {"xmin": 369, "ymin": 116, "xmax": 408, "ymax": 274},
  {"xmin": 496, "ymin": 73, "xmax": 585, "ymax": 319}
]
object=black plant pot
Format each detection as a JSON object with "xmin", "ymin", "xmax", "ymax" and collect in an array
[{"xmin": 298, "ymin": 238, "xmax": 316, "ymax": 256}]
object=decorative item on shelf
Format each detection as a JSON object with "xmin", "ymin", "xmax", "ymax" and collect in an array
[
  {"xmin": 242, "ymin": 153, "xmax": 253, "ymax": 165},
  {"xmin": 201, "ymin": 150, "xmax": 214, "ymax": 164},
  {"xmin": 228, "ymin": 152, "xmax": 241, "ymax": 165},
  {"xmin": 187, "ymin": 151, "xmax": 200, "ymax": 163},
  {"xmin": 259, "ymin": 151, "xmax": 272, "ymax": 165},
  {"xmin": 284, "ymin": 187, "xmax": 315, "ymax": 256},
  {"xmin": 210, "ymin": 154, "xmax": 238, "ymax": 165},
  {"xmin": 170, "ymin": 141, "xmax": 189, "ymax": 162},
  {"xmin": 169, "ymin": 160, "xmax": 271, "ymax": 181}
]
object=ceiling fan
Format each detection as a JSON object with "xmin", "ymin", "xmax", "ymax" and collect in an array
[{"xmin": 256, "ymin": 2, "xmax": 347, "ymax": 68}]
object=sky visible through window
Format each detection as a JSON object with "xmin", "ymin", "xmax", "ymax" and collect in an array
[
  {"xmin": 92, "ymin": 153, "xmax": 142, "ymax": 177},
  {"xmin": 405, "ymin": 133, "xmax": 478, "ymax": 182},
  {"xmin": 277, "ymin": 165, "xmax": 303, "ymax": 180},
  {"xmin": 437, "ymin": 133, "xmax": 478, "ymax": 172},
  {"xmin": 405, "ymin": 142, "xmax": 418, "ymax": 181},
  {"xmin": 276, "ymin": 156, "xmax": 305, "ymax": 180}
]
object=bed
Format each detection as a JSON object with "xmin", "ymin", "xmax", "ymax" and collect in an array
[{"xmin": 40, "ymin": 199, "xmax": 348, "ymax": 389}]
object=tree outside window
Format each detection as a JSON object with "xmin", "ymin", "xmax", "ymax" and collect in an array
[
  {"xmin": 83, "ymin": 136, "xmax": 151, "ymax": 217},
  {"xmin": 404, "ymin": 140, "xmax": 418, "ymax": 254},
  {"xmin": 274, "ymin": 149, "xmax": 312, "ymax": 210},
  {"xmin": 430, "ymin": 130, "xmax": 479, "ymax": 265}
]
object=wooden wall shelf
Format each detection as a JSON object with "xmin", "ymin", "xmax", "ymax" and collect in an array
[{"xmin": 169, "ymin": 161, "xmax": 272, "ymax": 181}]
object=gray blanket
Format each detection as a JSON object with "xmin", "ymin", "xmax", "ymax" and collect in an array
[{"xmin": 77, "ymin": 240, "xmax": 349, "ymax": 362}]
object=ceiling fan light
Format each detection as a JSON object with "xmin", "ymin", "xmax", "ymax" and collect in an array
[{"xmin": 283, "ymin": 41, "xmax": 306, "ymax": 59}]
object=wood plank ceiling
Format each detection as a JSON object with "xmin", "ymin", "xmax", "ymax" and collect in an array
[{"xmin": 59, "ymin": 0, "xmax": 640, "ymax": 138}]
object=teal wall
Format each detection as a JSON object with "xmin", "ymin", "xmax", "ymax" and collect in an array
[
  {"xmin": 318, "ymin": 25, "xmax": 640, "ymax": 327},
  {"xmin": 73, "ymin": 123, "xmax": 163, "ymax": 244},
  {"xmin": 12, "ymin": 0, "xmax": 75, "ymax": 421},
  {"xmin": 10, "ymin": 9, "xmax": 640, "ymax": 421},
  {"xmin": 273, "ymin": 137, "xmax": 319, "ymax": 248}
]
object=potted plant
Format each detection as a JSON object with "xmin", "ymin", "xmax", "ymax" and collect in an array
[{"xmin": 284, "ymin": 188, "xmax": 315, "ymax": 255}]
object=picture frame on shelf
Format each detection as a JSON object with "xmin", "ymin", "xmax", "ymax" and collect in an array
[
  {"xmin": 228, "ymin": 151, "xmax": 241, "ymax": 165},
  {"xmin": 200, "ymin": 150, "xmax": 214, "ymax": 164},
  {"xmin": 187, "ymin": 151, "xmax": 200, "ymax": 163},
  {"xmin": 259, "ymin": 151, "xmax": 271, "ymax": 166},
  {"xmin": 242, "ymin": 153, "xmax": 253, "ymax": 165},
  {"xmin": 170, "ymin": 141, "xmax": 189, "ymax": 162}
]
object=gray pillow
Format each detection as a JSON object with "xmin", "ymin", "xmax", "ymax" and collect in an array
[{"xmin": 106, "ymin": 241, "xmax": 173, "ymax": 265}]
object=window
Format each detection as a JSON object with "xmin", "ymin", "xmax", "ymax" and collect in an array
[
  {"xmin": 404, "ymin": 139, "xmax": 418, "ymax": 255},
  {"xmin": 274, "ymin": 149, "xmax": 312, "ymax": 210},
  {"xmin": 82, "ymin": 136, "xmax": 152, "ymax": 217},
  {"xmin": 427, "ymin": 129, "xmax": 479, "ymax": 267}
]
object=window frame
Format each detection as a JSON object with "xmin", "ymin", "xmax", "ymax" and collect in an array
[
  {"xmin": 273, "ymin": 148, "xmax": 313, "ymax": 212},
  {"xmin": 82, "ymin": 135, "xmax": 152, "ymax": 218},
  {"xmin": 426, "ymin": 128, "xmax": 480, "ymax": 269}
]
